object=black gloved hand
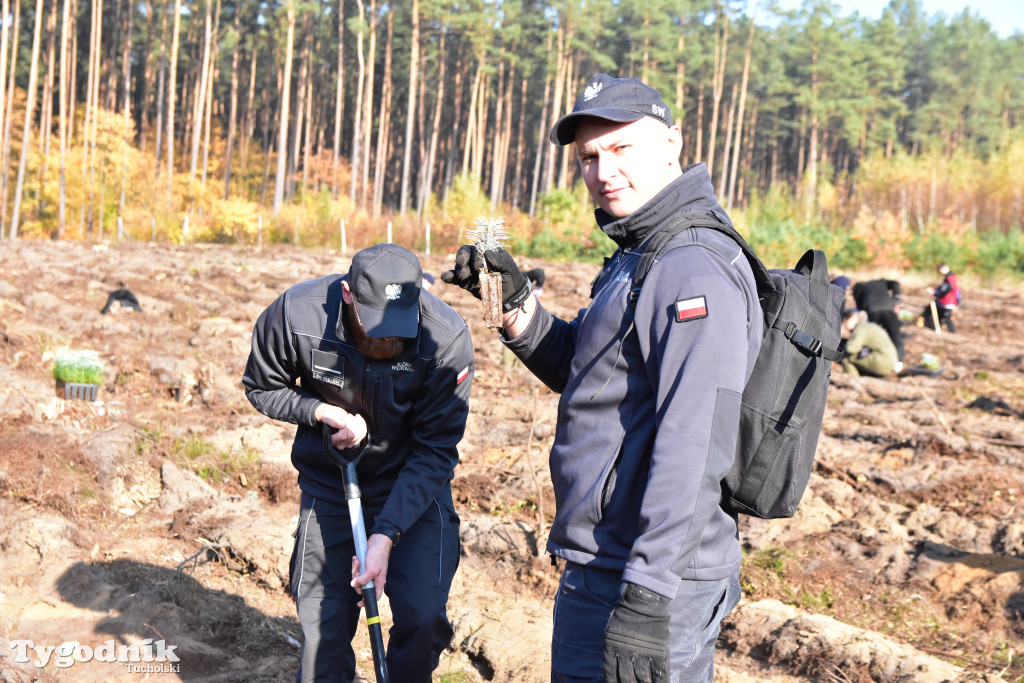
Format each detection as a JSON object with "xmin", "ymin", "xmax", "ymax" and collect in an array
[
  {"xmin": 440, "ymin": 244, "xmax": 532, "ymax": 312},
  {"xmin": 603, "ymin": 582, "xmax": 671, "ymax": 683}
]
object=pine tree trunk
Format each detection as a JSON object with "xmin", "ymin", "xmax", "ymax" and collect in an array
[
  {"xmin": 358, "ymin": 0, "xmax": 378, "ymax": 210},
  {"xmin": 510, "ymin": 74, "xmax": 527, "ymax": 209},
  {"xmin": 674, "ymin": 29, "xmax": 686, "ymax": 165},
  {"xmin": 121, "ymin": 0, "xmax": 133, "ymax": 115},
  {"xmin": 371, "ymin": 11, "xmax": 393, "ymax": 217},
  {"xmin": 272, "ymin": 0, "xmax": 296, "ymax": 213},
  {"xmin": 717, "ymin": 82, "xmax": 737, "ymax": 199},
  {"xmin": 416, "ymin": 27, "xmax": 444, "ymax": 217},
  {"xmin": 460, "ymin": 61, "xmax": 479, "ymax": 177},
  {"xmin": 154, "ymin": 0, "xmax": 168, "ymax": 165},
  {"xmin": 0, "ymin": 0, "xmax": 9, "ymax": 211},
  {"xmin": 201, "ymin": 0, "xmax": 219, "ymax": 191},
  {"xmin": 300, "ymin": 36, "xmax": 314, "ymax": 198},
  {"xmin": 9, "ymin": 0, "xmax": 45, "ymax": 239},
  {"xmin": 726, "ymin": 18, "xmax": 754, "ymax": 210},
  {"xmin": 167, "ymin": 0, "xmax": 182, "ymax": 192},
  {"xmin": 88, "ymin": 0, "xmax": 103, "ymax": 234},
  {"xmin": 331, "ymin": 0, "xmax": 344, "ymax": 197},
  {"xmin": 442, "ymin": 49, "xmax": 464, "ymax": 194},
  {"xmin": 0, "ymin": 0, "xmax": 22, "ymax": 237},
  {"xmin": 119, "ymin": 0, "xmax": 134, "ymax": 212},
  {"xmin": 543, "ymin": 24, "xmax": 566, "ymax": 193},
  {"xmin": 38, "ymin": 0, "xmax": 57, "ymax": 219},
  {"xmin": 738, "ymin": 100, "xmax": 758, "ymax": 205},
  {"xmin": 139, "ymin": 0, "xmax": 153, "ymax": 153},
  {"xmin": 223, "ymin": 3, "xmax": 241, "ymax": 200},
  {"xmin": 707, "ymin": 8, "xmax": 729, "ymax": 180},
  {"xmin": 240, "ymin": 39, "xmax": 257, "ymax": 179},
  {"xmin": 288, "ymin": 15, "xmax": 310, "ymax": 200},
  {"xmin": 189, "ymin": 0, "xmax": 213, "ymax": 179},
  {"xmin": 806, "ymin": 49, "xmax": 819, "ymax": 224},
  {"xmin": 489, "ymin": 61, "xmax": 508, "ymax": 209},
  {"xmin": 349, "ymin": 0, "xmax": 366, "ymax": 204},
  {"xmin": 556, "ymin": 56, "xmax": 574, "ymax": 189},
  {"xmin": 58, "ymin": 0, "xmax": 70, "ymax": 236},
  {"xmin": 528, "ymin": 31, "xmax": 552, "ymax": 217},
  {"xmin": 695, "ymin": 75, "xmax": 704, "ymax": 163},
  {"xmin": 398, "ymin": 0, "xmax": 417, "ymax": 213}
]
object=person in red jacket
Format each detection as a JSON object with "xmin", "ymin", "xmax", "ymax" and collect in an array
[{"xmin": 919, "ymin": 262, "xmax": 959, "ymax": 332}]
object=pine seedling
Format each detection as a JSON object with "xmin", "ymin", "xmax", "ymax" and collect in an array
[
  {"xmin": 467, "ymin": 216, "xmax": 509, "ymax": 254},
  {"xmin": 468, "ymin": 216, "xmax": 509, "ymax": 329}
]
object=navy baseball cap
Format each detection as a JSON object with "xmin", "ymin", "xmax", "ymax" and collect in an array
[
  {"xmin": 549, "ymin": 73, "xmax": 673, "ymax": 146},
  {"xmin": 348, "ymin": 244, "xmax": 422, "ymax": 338}
]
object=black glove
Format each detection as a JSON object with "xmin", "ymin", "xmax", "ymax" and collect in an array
[
  {"xmin": 440, "ymin": 244, "xmax": 532, "ymax": 312},
  {"xmin": 603, "ymin": 583, "xmax": 671, "ymax": 683}
]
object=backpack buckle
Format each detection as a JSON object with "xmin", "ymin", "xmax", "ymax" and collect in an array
[{"xmin": 791, "ymin": 329, "xmax": 823, "ymax": 356}]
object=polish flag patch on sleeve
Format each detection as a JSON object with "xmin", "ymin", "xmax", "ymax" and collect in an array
[
  {"xmin": 675, "ymin": 296, "xmax": 708, "ymax": 322},
  {"xmin": 456, "ymin": 366, "xmax": 471, "ymax": 385}
]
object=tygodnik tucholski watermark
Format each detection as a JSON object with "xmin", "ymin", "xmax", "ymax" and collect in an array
[{"xmin": 7, "ymin": 638, "xmax": 181, "ymax": 672}]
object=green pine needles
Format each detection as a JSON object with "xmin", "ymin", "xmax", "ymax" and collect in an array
[{"xmin": 52, "ymin": 349, "xmax": 107, "ymax": 385}]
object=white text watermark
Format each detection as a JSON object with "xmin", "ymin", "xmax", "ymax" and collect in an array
[{"xmin": 7, "ymin": 638, "xmax": 180, "ymax": 671}]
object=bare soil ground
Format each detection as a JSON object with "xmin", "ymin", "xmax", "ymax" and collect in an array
[{"xmin": 0, "ymin": 239, "xmax": 1022, "ymax": 682}]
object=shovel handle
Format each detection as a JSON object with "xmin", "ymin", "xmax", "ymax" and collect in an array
[
  {"xmin": 322, "ymin": 423, "xmax": 389, "ymax": 682},
  {"xmin": 322, "ymin": 423, "xmax": 371, "ymax": 468},
  {"xmin": 362, "ymin": 584, "xmax": 390, "ymax": 683}
]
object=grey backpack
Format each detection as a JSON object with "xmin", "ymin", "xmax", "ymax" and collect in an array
[{"xmin": 628, "ymin": 210, "xmax": 845, "ymax": 518}]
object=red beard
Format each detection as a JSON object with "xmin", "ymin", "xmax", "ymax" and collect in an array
[{"xmin": 346, "ymin": 304, "xmax": 407, "ymax": 359}]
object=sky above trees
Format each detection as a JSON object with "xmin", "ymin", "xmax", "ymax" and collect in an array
[{"xmin": 777, "ymin": 0, "xmax": 1024, "ymax": 37}]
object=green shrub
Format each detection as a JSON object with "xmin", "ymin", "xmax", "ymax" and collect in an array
[
  {"xmin": 52, "ymin": 350, "xmax": 106, "ymax": 385},
  {"xmin": 746, "ymin": 219, "xmax": 844, "ymax": 269},
  {"xmin": 975, "ymin": 228, "xmax": 1024, "ymax": 277},
  {"xmin": 904, "ymin": 233, "xmax": 969, "ymax": 274}
]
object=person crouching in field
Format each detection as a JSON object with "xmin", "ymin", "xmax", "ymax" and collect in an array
[{"xmin": 841, "ymin": 308, "xmax": 900, "ymax": 377}]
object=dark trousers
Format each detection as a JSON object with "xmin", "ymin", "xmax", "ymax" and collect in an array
[
  {"xmin": 866, "ymin": 308, "xmax": 905, "ymax": 361},
  {"xmin": 550, "ymin": 562, "xmax": 741, "ymax": 683},
  {"xmin": 921, "ymin": 304, "xmax": 957, "ymax": 333},
  {"xmin": 290, "ymin": 487, "xmax": 460, "ymax": 683}
]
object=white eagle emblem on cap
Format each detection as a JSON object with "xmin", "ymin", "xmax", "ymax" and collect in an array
[
  {"xmin": 583, "ymin": 82, "xmax": 603, "ymax": 101},
  {"xmin": 385, "ymin": 283, "xmax": 403, "ymax": 300}
]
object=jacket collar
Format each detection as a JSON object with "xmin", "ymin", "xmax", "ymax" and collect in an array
[{"xmin": 596, "ymin": 163, "xmax": 716, "ymax": 251}]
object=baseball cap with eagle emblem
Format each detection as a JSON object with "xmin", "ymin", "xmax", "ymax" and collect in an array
[
  {"xmin": 549, "ymin": 73, "xmax": 673, "ymax": 146},
  {"xmin": 347, "ymin": 243, "xmax": 422, "ymax": 338}
]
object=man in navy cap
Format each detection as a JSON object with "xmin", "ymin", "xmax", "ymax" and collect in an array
[
  {"xmin": 244, "ymin": 243, "xmax": 474, "ymax": 682},
  {"xmin": 444, "ymin": 74, "xmax": 761, "ymax": 682}
]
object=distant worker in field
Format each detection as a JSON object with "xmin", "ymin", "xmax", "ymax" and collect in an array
[
  {"xmin": 243, "ymin": 243, "xmax": 474, "ymax": 683},
  {"xmin": 100, "ymin": 282, "xmax": 142, "ymax": 314},
  {"xmin": 443, "ymin": 73, "xmax": 761, "ymax": 683},
  {"xmin": 840, "ymin": 309, "xmax": 899, "ymax": 377},
  {"xmin": 851, "ymin": 278, "xmax": 904, "ymax": 370},
  {"xmin": 524, "ymin": 268, "xmax": 546, "ymax": 298},
  {"xmin": 918, "ymin": 261, "xmax": 959, "ymax": 333}
]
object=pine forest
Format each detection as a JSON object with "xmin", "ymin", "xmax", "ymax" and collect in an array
[{"xmin": 1, "ymin": 0, "xmax": 1022, "ymax": 275}]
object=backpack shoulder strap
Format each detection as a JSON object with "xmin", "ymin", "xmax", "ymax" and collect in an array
[{"xmin": 630, "ymin": 209, "xmax": 778, "ymax": 310}]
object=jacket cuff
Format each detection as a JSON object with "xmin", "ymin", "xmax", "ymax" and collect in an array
[{"xmin": 369, "ymin": 524, "xmax": 401, "ymax": 548}]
